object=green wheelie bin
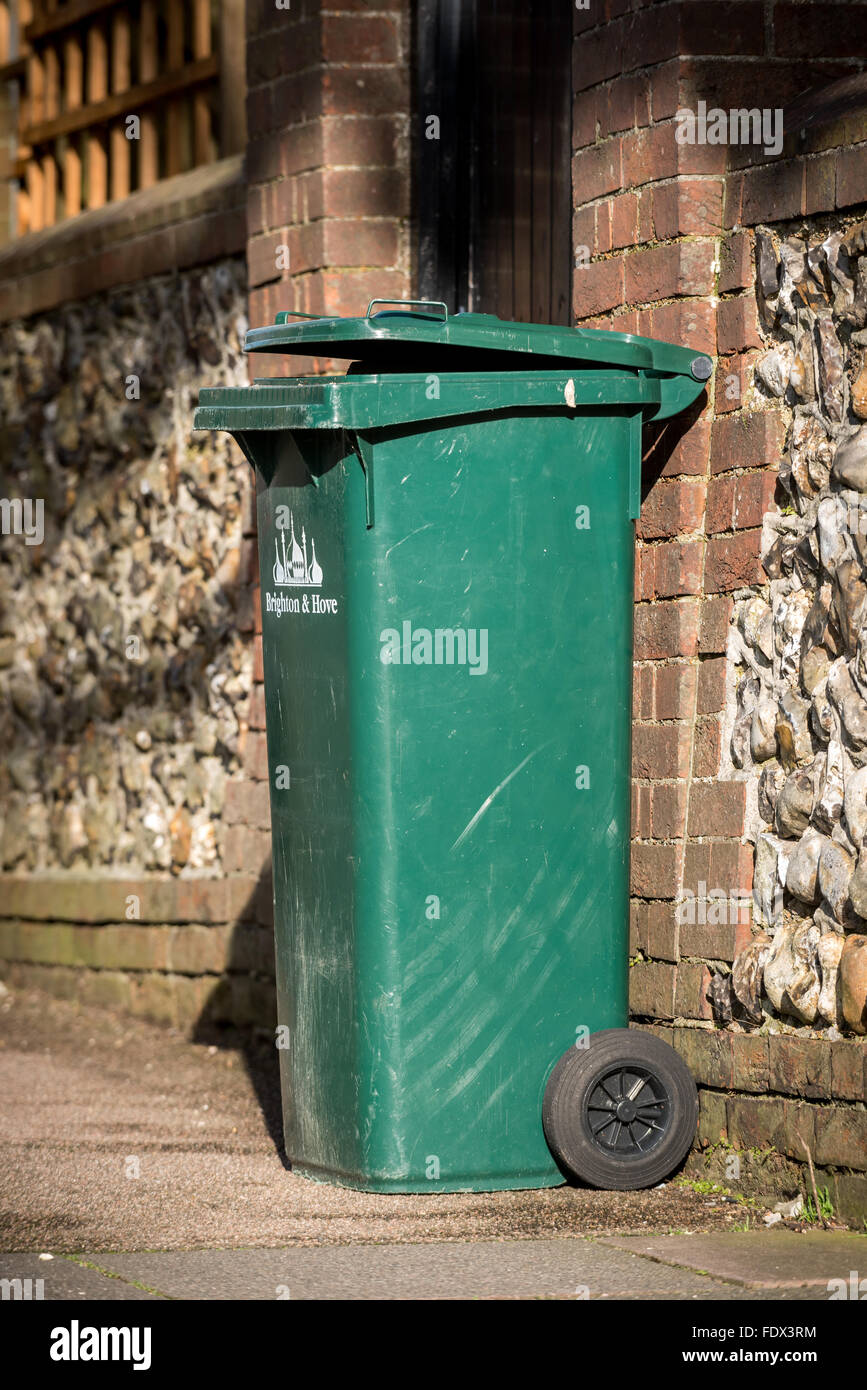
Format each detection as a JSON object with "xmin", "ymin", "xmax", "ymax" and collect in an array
[{"xmin": 194, "ymin": 301, "xmax": 711, "ymax": 1193}]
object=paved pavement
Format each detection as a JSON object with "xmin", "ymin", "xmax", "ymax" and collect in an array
[
  {"xmin": 0, "ymin": 985, "xmax": 864, "ymax": 1300},
  {"xmin": 2, "ymin": 1232, "xmax": 864, "ymax": 1300}
]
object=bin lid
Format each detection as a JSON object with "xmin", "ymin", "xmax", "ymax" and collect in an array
[{"xmin": 245, "ymin": 301, "xmax": 713, "ymax": 383}]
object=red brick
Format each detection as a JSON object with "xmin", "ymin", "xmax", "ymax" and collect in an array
[
  {"xmin": 710, "ymin": 409, "xmax": 785, "ymax": 475},
  {"xmin": 637, "ymin": 478, "xmax": 706, "ymax": 541},
  {"xmin": 805, "ymin": 151, "xmax": 836, "ymax": 216},
  {"xmin": 610, "ymin": 192, "xmax": 639, "ymax": 249},
  {"xmin": 718, "ymin": 231, "xmax": 753, "ymax": 293},
  {"xmin": 634, "ymin": 600, "xmax": 700, "ymax": 660},
  {"xmin": 679, "ymin": 916, "xmax": 753, "ymax": 963},
  {"xmin": 742, "ymin": 159, "xmax": 805, "ymax": 225},
  {"xmin": 688, "ymin": 781, "xmax": 747, "ymax": 838},
  {"xmin": 716, "ymin": 294, "xmax": 762, "ymax": 354},
  {"xmin": 250, "ymin": 684, "xmax": 267, "ymax": 730},
  {"xmin": 322, "ymin": 13, "xmax": 400, "ymax": 63},
  {"xmin": 723, "ymin": 171, "xmax": 743, "ymax": 229},
  {"xmin": 651, "ymin": 785, "xmax": 688, "ymax": 840},
  {"xmin": 707, "ymin": 470, "xmax": 776, "ymax": 535},
  {"xmin": 630, "ymin": 900, "xmax": 648, "ymax": 956},
  {"xmin": 649, "ymin": 59, "xmax": 679, "ymax": 122},
  {"xmin": 633, "ymin": 665, "xmax": 654, "ymax": 721},
  {"xmin": 705, "ymin": 530, "xmax": 763, "ymax": 591},
  {"xmin": 571, "ymin": 140, "xmax": 623, "ymax": 202},
  {"xmin": 605, "ymin": 72, "xmax": 651, "ymax": 133},
  {"xmin": 322, "ymin": 220, "xmax": 399, "ymax": 268},
  {"xmin": 682, "ymin": 842, "xmax": 754, "ymax": 899},
  {"xmin": 651, "ymin": 300, "xmax": 716, "ymax": 356},
  {"xmin": 692, "ymin": 715, "xmax": 722, "ymax": 776},
  {"xmin": 649, "ymin": 539, "xmax": 704, "ymax": 598},
  {"xmin": 652, "ymin": 178, "xmax": 723, "ymax": 238},
  {"xmin": 629, "ymin": 961, "xmax": 676, "ymax": 1018},
  {"xmin": 621, "ymin": 123, "xmax": 678, "ymax": 187},
  {"xmin": 595, "ymin": 199, "xmax": 613, "ymax": 254},
  {"xmin": 573, "ymin": 20, "xmax": 626, "ymax": 92},
  {"xmin": 710, "ymin": 841, "xmax": 753, "ymax": 893},
  {"xmin": 837, "ymin": 144, "xmax": 867, "ymax": 209},
  {"xmin": 697, "ymin": 657, "xmax": 727, "ymax": 714},
  {"xmin": 768, "ymin": 1035, "xmax": 832, "ymax": 1100},
  {"xmin": 680, "ymin": 1, "xmax": 766, "ymax": 55},
  {"xmin": 320, "ymin": 65, "xmax": 409, "ymax": 118},
  {"xmin": 622, "ymin": 4, "xmax": 680, "ymax": 72},
  {"xmin": 646, "ymin": 901, "xmax": 679, "ymax": 961},
  {"xmin": 654, "ymin": 663, "xmax": 697, "ymax": 720},
  {"xmin": 632, "ymin": 782, "xmax": 651, "ymax": 838},
  {"xmin": 633, "ymin": 724, "xmax": 692, "ymax": 780},
  {"xmin": 221, "ymin": 825, "xmax": 272, "ymax": 875},
  {"xmin": 631, "ymin": 843, "xmax": 683, "ymax": 899},
  {"xmin": 773, "ymin": 3, "xmax": 867, "ymax": 59},
  {"xmin": 572, "ymin": 206, "xmax": 596, "ymax": 261},
  {"xmin": 675, "ymin": 961, "xmax": 714, "ymax": 1020},
  {"xmin": 320, "ymin": 268, "xmax": 409, "ymax": 317},
  {"xmin": 714, "ymin": 351, "xmax": 759, "ymax": 415},
  {"xmin": 315, "ymin": 167, "xmax": 408, "ymax": 219},
  {"xmin": 573, "ymin": 256, "xmax": 625, "ymax": 318},
  {"xmin": 625, "ymin": 242, "xmax": 715, "ymax": 304},
  {"xmin": 321, "ymin": 116, "xmax": 399, "ymax": 168},
  {"xmin": 572, "ymin": 88, "xmax": 599, "ymax": 149},
  {"xmin": 242, "ymin": 731, "xmax": 270, "ymax": 782},
  {"xmin": 657, "ymin": 415, "xmax": 711, "ymax": 479},
  {"xmin": 731, "ymin": 1034, "xmax": 771, "ymax": 1092},
  {"xmin": 829, "ymin": 1041, "xmax": 866, "ymax": 1102},
  {"xmin": 814, "ymin": 1107, "xmax": 867, "ymax": 1171}
]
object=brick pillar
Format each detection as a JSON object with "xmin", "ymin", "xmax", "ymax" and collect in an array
[
  {"xmin": 245, "ymin": 0, "xmax": 411, "ymax": 353},
  {"xmin": 571, "ymin": 0, "xmax": 866, "ymax": 1031},
  {"xmin": 225, "ymin": 0, "xmax": 412, "ymax": 905}
]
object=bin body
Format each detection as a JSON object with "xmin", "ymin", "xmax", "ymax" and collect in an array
[{"xmin": 195, "ymin": 309, "xmax": 710, "ymax": 1193}]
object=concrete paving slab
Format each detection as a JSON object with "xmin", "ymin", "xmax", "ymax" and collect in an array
[
  {"xmin": 0, "ymin": 1254, "xmax": 163, "ymax": 1300},
  {"xmin": 600, "ymin": 1230, "xmax": 867, "ymax": 1290},
  {"xmin": 79, "ymin": 1238, "xmax": 819, "ymax": 1301}
]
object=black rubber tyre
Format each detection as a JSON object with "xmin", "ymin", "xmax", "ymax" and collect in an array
[{"xmin": 542, "ymin": 1028, "xmax": 698, "ymax": 1190}]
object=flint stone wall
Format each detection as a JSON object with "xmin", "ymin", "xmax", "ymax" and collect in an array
[
  {"xmin": 0, "ymin": 257, "xmax": 253, "ymax": 877},
  {"xmin": 722, "ymin": 218, "xmax": 867, "ymax": 1042}
]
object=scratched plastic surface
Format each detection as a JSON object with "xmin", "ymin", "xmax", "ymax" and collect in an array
[{"xmin": 194, "ymin": 312, "xmax": 709, "ymax": 1192}]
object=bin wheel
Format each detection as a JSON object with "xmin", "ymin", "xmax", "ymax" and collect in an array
[{"xmin": 542, "ymin": 1028, "xmax": 698, "ymax": 1190}]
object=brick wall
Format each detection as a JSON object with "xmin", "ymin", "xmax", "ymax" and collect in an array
[
  {"xmin": 244, "ymin": 0, "xmax": 411, "ymax": 366},
  {"xmin": 217, "ymin": 0, "xmax": 414, "ymax": 939},
  {"xmin": 572, "ymin": 0, "xmax": 867, "ymax": 1214}
]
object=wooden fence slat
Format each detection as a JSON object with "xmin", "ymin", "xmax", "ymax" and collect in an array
[
  {"xmin": 138, "ymin": 0, "xmax": 158, "ymax": 187},
  {"xmin": 193, "ymin": 0, "xmax": 212, "ymax": 165},
  {"xmin": 110, "ymin": 7, "xmax": 131, "ymax": 200},
  {"xmin": 166, "ymin": 0, "xmax": 185, "ymax": 177},
  {"xmin": 64, "ymin": 32, "xmax": 83, "ymax": 216},
  {"xmin": 86, "ymin": 22, "xmax": 108, "ymax": 208},
  {"xmin": 220, "ymin": 0, "xmax": 246, "ymax": 157},
  {"xmin": 42, "ymin": 149, "xmax": 56, "ymax": 223},
  {"xmin": 26, "ymin": 155, "xmax": 43, "ymax": 231}
]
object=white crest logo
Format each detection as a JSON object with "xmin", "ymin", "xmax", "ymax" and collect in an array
[{"xmin": 273, "ymin": 512, "xmax": 322, "ymax": 588}]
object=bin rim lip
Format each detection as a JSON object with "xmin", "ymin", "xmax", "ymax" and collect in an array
[{"xmin": 244, "ymin": 309, "xmax": 712, "ymax": 380}]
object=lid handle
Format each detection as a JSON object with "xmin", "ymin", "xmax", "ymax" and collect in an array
[{"xmin": 366, "ymin": 298, "xmax": 448, "ymax": 321}]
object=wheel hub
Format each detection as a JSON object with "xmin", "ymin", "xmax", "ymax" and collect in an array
[{"xmin": 585, "ymin": 1064, "xmax": 671, "ymax": 1156}]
